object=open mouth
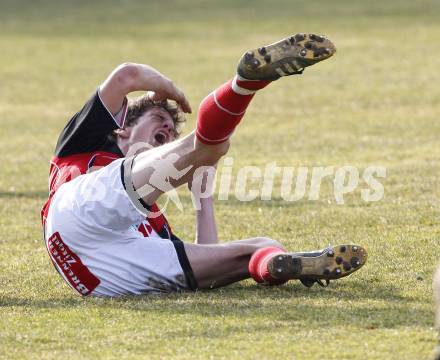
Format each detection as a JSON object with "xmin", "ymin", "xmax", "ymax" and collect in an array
[{"xmin": 154, "ymin": 130, "xmax": 169, "ymax": 145}]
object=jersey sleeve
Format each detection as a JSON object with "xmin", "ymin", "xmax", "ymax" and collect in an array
[{"xmin": 54, "ymin": 90, "xmax": 128, "ymax": 157}]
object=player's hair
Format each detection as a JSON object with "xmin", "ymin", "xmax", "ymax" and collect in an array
[{"xmin": 109, "ymin": 94, "xmax": 186, "ymax": 142}]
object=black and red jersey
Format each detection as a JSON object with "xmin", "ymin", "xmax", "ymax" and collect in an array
[{"xmin": 41, "ymin": 90, "xmax": 174, "ymax": 239}]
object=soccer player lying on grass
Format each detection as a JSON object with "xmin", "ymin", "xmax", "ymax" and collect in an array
[{"xmin": 42, "ymin": 33, "xmax": 367, "ymax": 297}]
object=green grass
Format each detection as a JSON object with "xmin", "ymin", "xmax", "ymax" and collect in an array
[{"xmin": 1, "ymin": 0, "xmax": 440, "ymax": 358}]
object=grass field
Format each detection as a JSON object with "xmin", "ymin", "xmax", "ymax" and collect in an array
[{"xmin": 1, "ymin": 0, "xmax": 440, "ymax": 358}]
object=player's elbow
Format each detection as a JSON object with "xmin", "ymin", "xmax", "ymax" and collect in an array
[{"xmin": 112, "ymin": 62, "xmax": 140, "ymax": 93}]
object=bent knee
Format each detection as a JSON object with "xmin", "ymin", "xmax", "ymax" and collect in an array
[{"xmin": 253, "ymin": 237, "xmax": 285, "ymax": 250}]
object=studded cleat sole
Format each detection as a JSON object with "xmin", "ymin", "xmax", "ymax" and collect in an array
[
  {"xmin": 267, "ymin": 244, "xmax": 367, "ymax": 285},
  {"xmin": 237, "ymin": 33, "xmax": 336, "ymax": 81}
]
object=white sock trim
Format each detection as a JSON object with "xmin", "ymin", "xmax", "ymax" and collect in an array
[
  {"xmin": 231, "ymin": 75, "xmax": 257, "ymax": 96},
  {"xmin": 236, "ymin": 74, "xmax": 260, "ymax": 82},
  {"xmin": 258, "ymin": 252, "xmax": 279, "ymax": 280},
  {"xmin": 196, "ymin": 129, "xmax": 233, "ymax": 144},
  {"xmin": 212, "ymin": 91, "xmax": 247, "ymax": 116}
]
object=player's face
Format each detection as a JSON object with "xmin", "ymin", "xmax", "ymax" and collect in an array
[{"xmin": 128, "ymin": 107, "xmax": 176, "ymax": 148}]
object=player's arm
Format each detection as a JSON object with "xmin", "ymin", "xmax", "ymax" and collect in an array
[
  {"xmin": 195, "ymin": 196, "xmax": 219, "ymax": 244},
  {"xmin": 189, "ymin": 168, "xmax": 219, "ymax": 244},
  {"xmin": 99, "ymin": 62, "xmax": 192, "ymax": 115},
  {"xmin": 55, "ymin": 63, "xmax": 191, "ymax": 158}
]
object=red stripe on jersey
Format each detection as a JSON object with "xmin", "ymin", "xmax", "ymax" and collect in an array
[
  {"xmin": 47, "ymin": 232, "xmax": 100, "ymax": 296},
  {"xmin": 138, "ymin": 222, "xmax": 153, "ymax": 237}
]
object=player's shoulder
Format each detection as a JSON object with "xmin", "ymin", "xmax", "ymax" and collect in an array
[
  {"xmin": 48, "ymin": 151, "xmax": 123, "ymax": 196},
  {"xmin": 76, "ymin": 89, "xmax": 117, "ymax": 124},
  {"xmin": 54, "ymin": 89, "xmax": 125, "ymax": 158}
]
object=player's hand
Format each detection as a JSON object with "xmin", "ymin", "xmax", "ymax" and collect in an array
[
  {"xmin": 151, "ymin": 88, "xmax": 192, "ymax": 114},
  {"xmin": 149, "ymin": 76, "xmax": 192, "ymax": 114},
  {"xmin": 100, "ymin": 63, "xmax": 192, "ymax": 115}
]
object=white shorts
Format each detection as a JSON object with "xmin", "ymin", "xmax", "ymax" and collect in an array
[{"xmin": 44, "ymin": 158, "xmax": 196, "ymax": 297}]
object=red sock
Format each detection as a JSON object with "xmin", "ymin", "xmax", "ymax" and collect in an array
[
  {"xmin": 248, "ymin": 246, "xmax": 288, "ymax": 285},
  {"xmin": 196, "ymin": 76, "xmax": 271, "ymax": 145}
]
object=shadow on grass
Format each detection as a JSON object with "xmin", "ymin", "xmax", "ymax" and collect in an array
[
  {"xmin": 1, "ymin": 280, "xmax": 431, "ymax": 329},
  {"xmin": 176, "ymin": 193, "xmax": 384, "ymax": 210},
  {"xmin": 177, "ymin": 193, "xmax": 315, "ymax": 209}
]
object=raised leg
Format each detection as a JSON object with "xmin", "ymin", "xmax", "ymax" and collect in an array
[{"xmin": 128, "ymin": 32, "xmax": 337, "ymax": 206}]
